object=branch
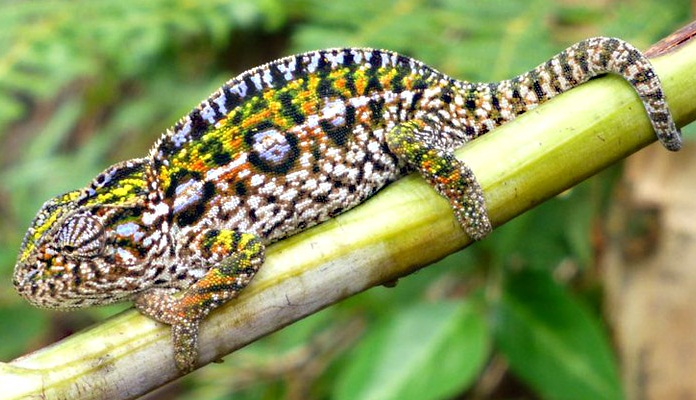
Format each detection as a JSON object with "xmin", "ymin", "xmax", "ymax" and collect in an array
[{"xmin": 4, "ymin": 29, "xmax": 696, "ymax": 399}]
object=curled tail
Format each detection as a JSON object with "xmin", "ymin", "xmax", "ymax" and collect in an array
[{"xmin": 469, "ymin": 37, "xmax": 682, "ymax": 151}]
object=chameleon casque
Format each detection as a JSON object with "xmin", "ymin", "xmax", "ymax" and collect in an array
[{"xmin": 13, "ymin": 37, "xmax": 681, "ymax": 372}]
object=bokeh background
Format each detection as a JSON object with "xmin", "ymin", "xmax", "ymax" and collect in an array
[{"xmin": 0, "ymin": 1, "xmax": 693, "ymax": 399}]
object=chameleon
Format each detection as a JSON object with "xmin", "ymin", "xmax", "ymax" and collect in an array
[{"xmin": 13, "ymin": 37, "xmax": 681, "ymax": 373}]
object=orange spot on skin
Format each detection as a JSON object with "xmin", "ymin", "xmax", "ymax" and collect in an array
[
  {"xmin": 330, "ymin": 69, "xmax": 353, "ymax": 97},
  {"xmin": 218, "ymin": 164, "xmax": 248, "ymax": 183},
  {"xmin": 241, "ymin": 109, "xmax": 273, "ymax": 130},
  {"xmin": 402, "ymin": 74, "xmax": 420, "ymax": 90},
  {"xmin": 50, "ymin": 255, "xmax": 64, "ymax": 268},
  {"xmin": 210, "ymin": 242, "xmax": 231, "ymax": 256},
  {"xmin": 224, "ymin": 134, "xmax": 244, "ymax": 154},
  {"xmin": 355, "ymin": 74, "xmax": 367, "ymax": 94}
]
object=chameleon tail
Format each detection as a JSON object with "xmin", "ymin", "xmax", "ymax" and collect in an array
[{"xmin": 466, "ymin": 37, "xmax": 682, "ymax": 151}]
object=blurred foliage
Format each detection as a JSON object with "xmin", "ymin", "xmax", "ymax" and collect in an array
[{"xmin": 0, "ymin": 0, "xmax": 691, "ymax": 399}]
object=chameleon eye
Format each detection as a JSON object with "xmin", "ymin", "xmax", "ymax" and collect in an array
[{"xmin": 56, "ymin": 214, "xmax": 105, "ymax": 258}]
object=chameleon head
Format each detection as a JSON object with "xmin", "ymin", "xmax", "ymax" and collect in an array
[{"xmin": 13, "ymin": 158, "xmax": 163, "ymax": 309}]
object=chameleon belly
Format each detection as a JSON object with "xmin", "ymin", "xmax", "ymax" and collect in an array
[{"xmin": 13, "ymin": 38, "xmax": 681, "ymax": 372}]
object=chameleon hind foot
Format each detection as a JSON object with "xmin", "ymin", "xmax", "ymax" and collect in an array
[{"xmin": 386, "ymin": 119, "xmax": 492, "ymax": 240}]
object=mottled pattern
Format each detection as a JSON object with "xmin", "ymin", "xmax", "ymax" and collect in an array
[{"xmin": 13, "ymin": 37, "xmax": 681, "ymax": 372}]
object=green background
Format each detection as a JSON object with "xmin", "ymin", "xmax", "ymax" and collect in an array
[{"xmin": 0, "ymin": 0, "xmax": 691, "ymax": 398}]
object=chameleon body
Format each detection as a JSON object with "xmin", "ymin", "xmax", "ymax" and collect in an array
[{"xmin": 13, "ymin": 37, "xmax": 681, "ymax": 372}]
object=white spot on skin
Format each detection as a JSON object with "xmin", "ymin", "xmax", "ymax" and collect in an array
[
  {"xmin": 221, "ymin": 196, "xmax": 240, "ymax": 212},
  {"xmin": 380, "ymin": 52, "xmax": 390, "ymax": 67},
  {"xmin": 303, "ymin": 179, "xmax": 318, "ymax": 191},
  {"xmin": 279, "ymin": 188, "xmax": 298, "ymax": 202},
  {"xmin": 258, "ymin": 180, "xmax": 278, "ymax": 196},
  {"xmin": 262, "ymin": 68, "xmax": 274, "ymax": 86},
  {"xmin": 174, "ymin": 178, "xmax": 198, "ymax": 197},
  {"xmin": 116, "ymin": 248, "xmax": 138, "ymax": 264},
  {"xmin": 322, "ymin": 99, "xmax": 346, "ymax": 126},
  {"xmin": 200, "ymin": 103, "xmax": 216, "ymax": 124},
  {"xmin": 307, "ymin": 53, "xmax": 321, "ymax": 73},
  {"xmin": 206, "ymin": 153, "xmax": 248, "ymax": 181},
  {"xmin": 363, "ymin": 161, "xmax": 374, "ymax": 180},
  {"xmin": 250, "ymin": 174, "xmax": 265, "ymax": 187},
  {"xmin": 277, "ymin": 58, "xmax": 297, "ymax": 81},
  {"xmin": 423, "ymin": 87, "xmax": 441, "ymax": 100},
  {"xmin": 400, "ymin": 90, "xmax": 414, "ymax": 105},
  {"xmin": 349, "ymin": 96, "xmax": 370, "ymax": 108},
  {"xmin": 318, "ymin": 181, "xmax": 332, "ymax": 194},
  {"xmin": 248, "ymin": 195, "xmax": 263, "ymax": 208},
  {"xmin": 326, "ymin": 51, "xmax": 344, "ymax": 68},
  {"xmin": 188, "ymin": 269, "xmax": 206, "ymax": 279},
  {"xmin": 142, "ymin": 202, "xmax": 170, "ymax": 226},
  {"xmin": 298, "ymin": 152, "xmax": 312, "ymax": 168},
  {"xmin": 116, "ymin": 222, "xmax": 144, "ymax": 241},
  {"xmin": 172, "ymin": 179, "xmax": 206, "ymax": 214},
  {"xmin": 347, "ymin": 50, "xmax": 360, "ymax": 65},
  {"xmin": 213, "ymin": 90, "xmax": 228, "ymax": 115},
  {"xmin": 171, "ymin": 121, "xmax": 192, "ymax": 148},
  {"xmin": 255, "ymin": 203, "xmax": 278, "ymax": 222},
  {"xmin": 252, "ymin": 128, "xmax": 292, "ymax": 166},
  {"xmin": 233, "ymin": 81, "xmax": 248, "ymax": 98},
  {"xmin": 142, "ymin": 230, "xmax": 162, "ymax": 248},
  {"xmin": 333, "ymin": 163, "xmax": 347, "ymax": 177},
  {"xmin": 307, "ymin": 114, "xmax": 320, "ymax": 129},
  {"xmin": 250, "ymin": 73, "xmax": 264, "ymax": 91}
]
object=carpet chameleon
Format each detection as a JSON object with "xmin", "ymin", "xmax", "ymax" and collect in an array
[{"xmin": 13, "ymin": 37, "xmax": 681, "ymax": 373}]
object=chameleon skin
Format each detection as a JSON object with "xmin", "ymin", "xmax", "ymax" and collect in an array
[{"xmin": 13, "ymin": 37, "xmax": 681, "ymax": 372}]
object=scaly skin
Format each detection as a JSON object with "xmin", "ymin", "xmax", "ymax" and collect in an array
[{"xmin": 13, "ymin": 37, "xmax": 681, "ymax": 372}]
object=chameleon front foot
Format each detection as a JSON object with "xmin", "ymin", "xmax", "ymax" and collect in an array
[
  {"xmin": 134, "ymin": 288, "xmax": 202, "ymax": 372},
  {"xmin": 135, "ymin": 230, "xmax": 265, "ymax": 372},
  {"xmin": 172, "ymin": 319, "xmax": 200, "ymax": 372}
]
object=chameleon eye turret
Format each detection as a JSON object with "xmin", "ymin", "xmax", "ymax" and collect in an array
[
  {"xmin": 14, "ymin": 38, "xmax": 681, "ymax": 372},
  {"xmin": 56, "ymin": 214, "xmax": 106, "ymax": 258}
]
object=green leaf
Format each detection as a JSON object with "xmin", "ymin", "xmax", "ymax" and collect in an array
[
  {"xmin": 494, "ymin": 270, "xmax": 622, "ymax": 400},
  {"xmin": 335, "ymin": 300, "xmax": 489, "ymax": 400}
]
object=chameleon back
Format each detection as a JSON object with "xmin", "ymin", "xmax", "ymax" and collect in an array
[{"xmin": 151, "ymin": 48, "xmax": 465, "ymax": 242}]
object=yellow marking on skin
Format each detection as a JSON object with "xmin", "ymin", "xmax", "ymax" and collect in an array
[
  {"xmin": 402, "ymin": 74, "xmax": 421, "ymax": 91},
  {"xmin": 219, "ymin": 126, "xmax": 245, "ymax": 156},
  {"xmin": 265, "ymin": 96, "xmax": 294, "ymax": 129},
  {"xmin": 241, "ymin": 109, "xmax": 273, "ymax": 130},
  {"xmin": 330, "ymin": 68, "xmax": 353, "ymax": 98},
  {"xmin": 354, "ymin": 68, "xmax": 368, "ymax": 94},
  {"xmin": 284, "ymin": 77, "xmax": 305, "ymax": 92},
  {"xmin": 263, "ymin": 89, "xmax": 277, "ymax": 102},
  {"xmin": 379, "ymin": 68, "xmax": 398, "ymax": 90},
  {"xmin": 111, "ymin": 185, "xmax": 133, "ymax": 198},
  {"xmin": 20, "ymin": 206, "xmax": 66, "ymax": 261},
  {"xmin": 216, "ymin": 229, "xmax": 235, "ymax": 246},
  {"xmin": 300, "ymin": 95, "xmax": 317, "ymax": 116}
]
